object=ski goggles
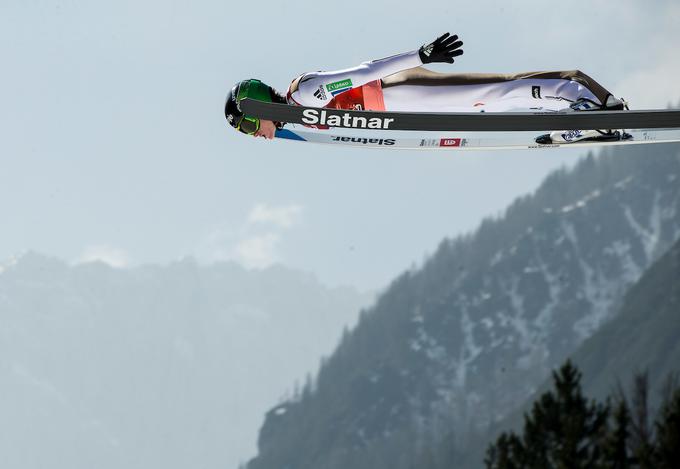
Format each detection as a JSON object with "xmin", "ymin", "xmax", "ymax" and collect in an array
[{"xmin": 235, "ymin": 115, "xmax": 260, "ymax": 135}]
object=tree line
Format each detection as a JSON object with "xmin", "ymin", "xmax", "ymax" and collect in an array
[{"xmin": 485, "ymin": 361, "xmax": 680, "ymax": 469}]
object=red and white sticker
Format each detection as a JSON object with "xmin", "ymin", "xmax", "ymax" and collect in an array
[{"xmin": 439, "ymin": 138, "xmax": 463, "ymax": 147}]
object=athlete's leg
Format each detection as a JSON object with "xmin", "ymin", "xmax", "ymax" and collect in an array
[{"xmin": 381, "ymin": 68, "xmax": 615, "ymax": 112}]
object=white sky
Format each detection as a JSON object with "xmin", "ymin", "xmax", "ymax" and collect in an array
[{"xmin": 1, "ymin": 0, "xmax": 679, "ymax": 290}]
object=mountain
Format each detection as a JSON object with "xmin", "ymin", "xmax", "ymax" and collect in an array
[
  {"xmin": 246, "ymin": 143, "xmax": 680, "ymax": 469},
  {"xmin": 0, "ymin": 254, "xmax": 373, "ymax": 469},
  {"xmin": 446, "ymin": 233, "xmax": 680, "ymax": 469}
]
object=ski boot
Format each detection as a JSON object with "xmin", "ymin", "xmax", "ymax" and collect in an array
[
  {"xmin": 564, "ymin": 96, "xmax": 629, "ymax": 112},
  {"xmin": 535, "ymin": 95, "xmax": 630, "ymax": 144},
  {"xmin": 535, "ymin": 129, "xmax": 632, "ymax": 145}
]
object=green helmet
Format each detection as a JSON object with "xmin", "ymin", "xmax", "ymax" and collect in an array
[{"xmin": 225, "ymin": 79, "xmax": 282, "ymax": 135}]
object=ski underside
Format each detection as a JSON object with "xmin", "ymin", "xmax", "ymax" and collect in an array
[
  {"xmin": 275, "ymin": 126, "xmax": 680, "ymax": 151},
  {"xmin": 239, "ymin": 99, "xmax": 680, "ymax": 151}
]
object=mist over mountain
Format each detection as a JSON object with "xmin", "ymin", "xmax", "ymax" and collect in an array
[
  {"xmin": 0, "ymin": 254, "xmax": 373, "ymax": 469},
  {"xmin": 246, "ymin": 143, "xmax": 680, "ymax": 469}
]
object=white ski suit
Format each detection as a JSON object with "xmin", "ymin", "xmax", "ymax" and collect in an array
[{"xmin": 286, "ymin": 50, "xmax": 612, "ymax": 113}]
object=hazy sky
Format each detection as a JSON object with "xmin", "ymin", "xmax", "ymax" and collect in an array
[{"xmin": 2, "ymin": 0, "xmax": 679, "ymax": 290}]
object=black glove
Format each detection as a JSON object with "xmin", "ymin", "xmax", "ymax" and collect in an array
[{"xmin": 418, "ymin": 33, "xmax": 464, "ymax": 64}]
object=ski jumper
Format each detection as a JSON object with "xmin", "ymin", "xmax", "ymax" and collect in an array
[{"xmin": 286, "ymin": 50, "xmax": 614, "ymax": 114}]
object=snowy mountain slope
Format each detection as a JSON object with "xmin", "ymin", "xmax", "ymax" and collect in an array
[{"xmin": 451, "ymin": 232, "xmax": 680, "ymax": 469}]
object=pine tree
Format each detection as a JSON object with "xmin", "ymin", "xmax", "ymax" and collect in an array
[
  {"xmin": 654, "ymin": 388, "xmax": 680, "ymax": 469},
  {"xmin": 486, "ymin": 361, "xmax": 609, "ymax": 469},
  {"xmin": 485, "ymin": 365, "xmax": 680, "ymax": 469},
  {"xmin": 629, "ymin": 372, "xmax": 655, "ymax": 468},
  {"xmin": 602, "ymin": 400, "xmax": 632, "ymax": 469},
  {"xmin": 484, "ymin": 433, "xmax": 523, "ymax": 469}
]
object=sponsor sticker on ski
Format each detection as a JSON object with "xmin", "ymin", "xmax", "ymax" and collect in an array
[
  {"xmin": 439, "ymin": 138, "xmax": 463, "ymax": 147},
  {"xmin": 301, "ymin": 109, "xmax": 394, "ymax": 129},
  {"xmin": 331, "ymin": 136, "xmax": 395, "ymax": 146}
]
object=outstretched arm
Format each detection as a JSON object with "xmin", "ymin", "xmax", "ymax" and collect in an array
[{"xmin": 290, "ymin": 33, "xmax": 463, "ymax": 107}]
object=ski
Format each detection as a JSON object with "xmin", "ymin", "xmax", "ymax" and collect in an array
[
  {"xmin": 241, "ymin": 99, "xmax": 680, "ymax": 132},
  {"xmin": 274, "ymin": 126, "xmax": 680, "ymax": 151}
]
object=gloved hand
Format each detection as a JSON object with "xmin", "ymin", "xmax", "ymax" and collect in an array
[{"xmin": 418, "ymin": 33, "xmax": 464, "ymax": 64}]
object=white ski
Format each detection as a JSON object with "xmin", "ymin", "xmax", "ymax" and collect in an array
[
  {"xmin": 274, "ymin": 126, "xmax": 680, "ymax": 151},
  {"xmin": 243, "ymin": 98, "xmax": 680, "ymax": 132}
]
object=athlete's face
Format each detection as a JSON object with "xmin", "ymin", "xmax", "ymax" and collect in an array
[{"xmin": 254, "ymin": 120, "xmax": 276, "ymax": 140}]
